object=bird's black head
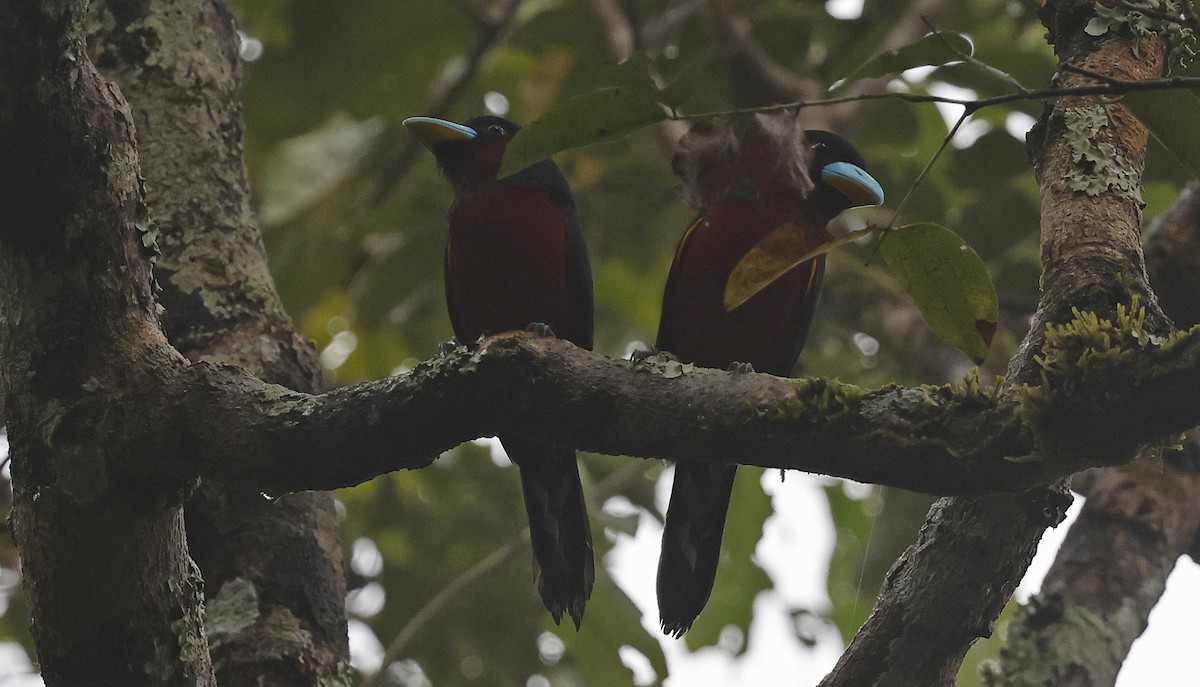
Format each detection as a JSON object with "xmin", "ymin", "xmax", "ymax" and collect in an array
[
  {"xmin": 804, "ymin": 130, "xmax": 884, "ymax": 218},
  {"xmin": 403, "ymin": 115, "xmax": 521, "ymax": 184}
]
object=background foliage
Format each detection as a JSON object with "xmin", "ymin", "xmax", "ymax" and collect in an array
[{"xmin": 0, "ymin": 0, "xmax": 1193, "ymax": 685}]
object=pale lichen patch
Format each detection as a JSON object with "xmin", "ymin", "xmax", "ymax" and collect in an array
[
  {"xmin": 1063, "ymin": 105, "xmax": 1142, "ymax": 205},
  {"xmin": 207, "ymin": 577, "xmax": 261, "ymax": 651}
]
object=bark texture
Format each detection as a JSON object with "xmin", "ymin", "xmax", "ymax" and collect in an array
[
  {"xmin": 821, "ymin": 1, "xmax": 1167, "ymax": 684},
  {"xmin": 175, "ymin": 325, "xmax": 1200, "ymax": 498},
  {"xmin": 989, "ymin": 166, "xmax": 1200, "ymax": 687},
  {"xmin": 87, "ymin": 2, "xmax": 349, "ymax": 683},
  {"xmin": 990, "ymin": 448, "xmax": 1200, "ymax": 687},
  {"xmin": 0, "ymin": 0, "xmax": 213, "ymax": 684}
]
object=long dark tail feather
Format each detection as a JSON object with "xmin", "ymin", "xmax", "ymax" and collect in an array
[
  {"xmin": 503, "ymin": 437, "xmax": 595, "ymax": 629},
  {"xmin": 657, "ymin": 462, "xmax": 738, "ymax": 638}
]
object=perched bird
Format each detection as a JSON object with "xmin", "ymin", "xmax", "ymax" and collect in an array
[
  {"xmin": 655, "ymin": 116, "xmax": 884, "ymax": 637},
  {"xmin": 404, "ymin": 115, "xmax": 595, "ymax": 628}
]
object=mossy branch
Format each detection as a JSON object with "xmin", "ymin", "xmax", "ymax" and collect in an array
[{"xmin": 182, "ymin": 303, "xmax": 1200, "ymax": 499}]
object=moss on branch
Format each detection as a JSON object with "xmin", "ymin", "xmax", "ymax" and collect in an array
[{"xmin": 177, "ymin": 312, "xmax": 1200, "ymax": 500}]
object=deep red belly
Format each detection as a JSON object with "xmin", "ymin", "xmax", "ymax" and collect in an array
[
  {"xmin": 444, "ymin": 185, "xmax": 572, "ymax": 343},
  {"xmin": 657, "ymin": 197, "xmax": 827, "ymax": 376}
]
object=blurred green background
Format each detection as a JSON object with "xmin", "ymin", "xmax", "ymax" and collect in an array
[{"xmin": 0, "ymin": 1, "xmax": 1193, "ymax": 685}]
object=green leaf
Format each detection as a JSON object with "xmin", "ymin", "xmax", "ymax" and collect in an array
[
  {"xmin": 878, "ymin": 223, "xmax": 998, "ymax": 364},
  {"xmin": 658, "ymin": 63, "xmax": 705, "ymax": 110},
  {"xmin": 1125, "ymin": 87, "xmax": 1200, "ymax": 177},
  {"xmin": 592, "ymin": 57, "xmax": 661, "ymax": 99},
  {"xmin": 497, "ymin": 87, "xmax": 667, "ymax": 177},
  {"xmin": 832, "ymin": 32, "xmax": 974, "ymax": 91}
]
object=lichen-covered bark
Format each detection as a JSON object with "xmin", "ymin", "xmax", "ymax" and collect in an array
[
  {"xmin": 170, "ymin": 325, "xmax": 1200, "ymax": 499},
  {"xmin": 0, "ymin": 0, "xmax": 213, "ymax": 684},
  {"xmin": 87, "ymin": 1, "xmax": 348, "ymax": 683},
  {"xmin": 821, "ymin": 1, "xmax": 1168, "ymax": 684},
  {"xmin": 989, "ymin": 162, "xmax": 1200, "ymax": 687},
  {"xmin": 1012, "ymin": 0, "xmax": 1169, "ymax": 378},
  {"xmin": 989, "ymin": 448, "xmax": 1200, "ymax": 687}
]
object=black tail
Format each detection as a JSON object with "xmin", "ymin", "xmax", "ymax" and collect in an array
[
  {"xmin": 503, "ymin": 437, "xmax": 595, "ymax": 629},
  {"xmin": 656, "ymin": 462, "xmax": 738, "ymax": 637}
]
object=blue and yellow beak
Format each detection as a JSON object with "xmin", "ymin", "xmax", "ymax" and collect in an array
[
  {"xmin": 402, "ymin": 116, "xmax": 477, "ymax": 152},
  {"xmin": 821, "ymin": 161, "xmax": 885, "ymax": 208}
]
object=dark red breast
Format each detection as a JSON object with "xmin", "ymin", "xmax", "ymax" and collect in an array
[
  {"xmin": 445, "ymin": 182, "xmax": 591, "ymax": 349},
  {"xmin": 656, "ymin": 195, "xmax": 830, "ymax": 377}
]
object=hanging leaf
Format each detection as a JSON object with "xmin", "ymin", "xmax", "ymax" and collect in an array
[
  {"xmin": 725, "ymin": 225, "xmax": 877, "ymax": 311},
  {"xmin": 498, "ymin": 86, "xmax": 667, "ymax": 177},
  {"xmin": 1124, "ymin": 88, "xmax": 1200, "ymax": 177},
  {"xmin": 878, "ymin": 223, "xmax": 998, "ymax": 364},
  {"xmin": 831, "ymin": 32, "xmax": 974, "ymax": 92}
]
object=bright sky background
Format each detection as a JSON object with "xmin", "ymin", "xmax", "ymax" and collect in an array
[{"xmin": 602, "ymin": 470, "xmax": 1200, "ymax": 686}]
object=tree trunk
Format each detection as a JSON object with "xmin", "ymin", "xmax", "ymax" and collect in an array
[{"xmin": 87, "ymin": 1, "xmax": 349, "ymax": 683}]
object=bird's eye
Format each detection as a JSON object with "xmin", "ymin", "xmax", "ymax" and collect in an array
[
  {"xmin": 811, "ymin": 141, "xmax": 828, "ymax": 152},
  {"xmin": 487, "ymin": 124, "xmax": 507, "ymax": 135}
]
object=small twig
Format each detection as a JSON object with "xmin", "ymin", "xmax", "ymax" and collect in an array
[
  {"xmin": 1060, "ymin": 63, "xmax": 1127, "ymax": 86},
  {"xmin": 674, "ymin": 73, "xmax": 1200, "ymax": 122},
  {"xmin": 888, "ymin": 110, "xmax": 969, "ymax": 230},
  {"xmin": 372, "ymin": 0, "xmax": 525, "ymax": 204},
  {"xmin": 865, "ymin": 110, "xmax": 969, "ymax": 264},
  {"xmin": 819, "ymin": 0, "xmax": 956, "ymax": 132},
  {"xmin": 361, "ymin": 534, "xmax": 530, "ymax": 687},
  {"xmin": 921, "ymin": 16, "xmax": 1028, "ymax": 91}
]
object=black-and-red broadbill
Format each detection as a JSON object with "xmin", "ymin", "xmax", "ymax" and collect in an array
[
  {"xmin": 655, "ymin": 119, "xmax": 884, "ymax": 637},
  {"xmin": 404, "ymin": 115, "xmax": 595, "ymax": 628}
]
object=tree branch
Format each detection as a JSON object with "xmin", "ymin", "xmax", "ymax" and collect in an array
[
  {"xmin": 988, "ymin": 173, "xmax": 1200, "ymax": 686},
  {"xmin": 676, "ymin": 72, "xmax": 1200, "ymax": 120},
  {"xmin": 824, "ymin": 0, "xmax": 958, "ymax": 133},
  {"xmin": 1147, "ymin": 180, "xmax": 1200, "ymax": 327},
  {"xmin": 88, "ymin": 2, "xmax": 350, "ymax": 683},
  {"xmin": 0, "ymin": 0, "xmax": 215, "ymax": 683},
  {"xmin": 371, "ymin": 0, "xmax": 524, "ymax": 203},
  {"xmin": 5, "ymin": 1, "xmax": 1198, "ymax": 684},
  {"xmin": 168, "ymin": 317, "xmax": 1200, "ymax": 502},
  {"xmin": 821, "ymin": 0, "xmax": 1169, "ymax": 682},
  {"xmin": 988, "ymin": 446, "xmax": 1200, "ymax": 686}
]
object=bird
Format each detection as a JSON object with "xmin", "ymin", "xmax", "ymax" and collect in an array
[
  {"xmin": 654, "ymin": 116, "xmax": 884, "ymax": 637},
  {"xmin": 404, "ymin": 114, "xmax": 595, "ymax": 629}
]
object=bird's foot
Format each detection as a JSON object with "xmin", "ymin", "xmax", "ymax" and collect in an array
[
  {"xmin": 438, "ymin": 338, "xmax": 462, "ymax": 354},
  {"xmin": 727, "ymin": 361, "xmax": 756, "ymax": 374},
  {"xmin": 526, "ymin": 322, "xmax": 556, "ymax": 338}
]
